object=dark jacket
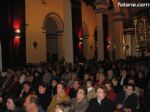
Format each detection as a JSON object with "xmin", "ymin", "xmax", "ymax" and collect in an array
[
  {"xmin": 38, "ymin": 106, "xmax": 45, "ymax": 112},
  {"xmin": 86, "ymin": 97, "xmax": 114, "ymax": 112},
  {"xmin": 115, "ymin": 91, "xmax": 138, "ymax": 111},
  {"xmin": 69, "ymin": 88, "xmax": 78, "ymax": 99},
  {"xmin": 38, "ymin": 92, "xmax": 51, "ymax": 111}
]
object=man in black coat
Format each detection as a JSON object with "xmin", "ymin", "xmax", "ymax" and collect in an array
[
  {"xmin": 86, "ymin": 85, "xmax": 114, "ymax": 112},
  {"xmin": 115, "ymin": 83, "xmax": 138, "ymax": 112}
]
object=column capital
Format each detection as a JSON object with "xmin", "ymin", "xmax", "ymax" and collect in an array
[
  {"xmin": 113, "ymin": 12, "xmax": 125, "ymax": 22},
  {"xmin": 95, "ymin": 1, "xmax": 109, "ymax": 13}
]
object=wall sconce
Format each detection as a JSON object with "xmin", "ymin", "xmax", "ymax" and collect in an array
[
  {"xmin": 15, "ymin": 29, "xmax": 21, "ymax": 38},
  {"xmin": 107, "ymin": 41, "xmax": 111, "ymax": 50},
  {"xmin": 41, "ymin": 0, "xmax": 47, "ymax": 6},
  {"xmin": 79, "ymin": 37, "xmax": 83, "ymax": 44},
  {"xmin": 33, "ymin": 41, "xmax": 38, "ymax": 49}
]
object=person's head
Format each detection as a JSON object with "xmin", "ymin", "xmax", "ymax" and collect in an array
[
  {"xmin": 138, "ymin": 72, "xmax": 144, "ymax": 78},
  {"xmin": 23, "ymin": 81, "xmax": 31, "ymax": 93},
  {"xmin": 34, "ymin": 71, "xmax": 40, "ymax": 77},
  {"xmin": 112, "ymin": 76, "xmax": 120, "ymax": 86},
  {"xmin": 96, "ymin": 73, "xmax": 105, "ymax": 81},
  {"xmin": 125, "ymin": 83, "xmax": 135, "ymax": 96},
  {"xmin": 57, "ymin": 82, "xmax": 66, "ymax": 95},
  {"xmin": 77, "ymin": 87, "xmax": 87, "ymax": 101},
  {"xmin": 38, "ymin": 83, "xmax": 47, "ymax": 94},
  {"xmin": 96, "ymin": 85, "xmax": 108, "ymax": 101},
  {"xmin": 105, "ymin": 81, "xmax": 113, "ymax": 91},
  {"xmin": 73, "ymin": 79, "xmax": 81, "ymax": 90},
  {"xmin": 107, "ymin": 69, "xmax": 113, "ymax": 79},
  {"xmin": 6, "ymin": 96, "xmax": 20, "ymax": 111},
  {"xmin": 86, "ymin": 79, "xmax": 93, "ymax": 88},
  {"xmin": 84, "ymin": 73, "xmax": 89, "ymax": 81},
  {"xmin": 130, "ymin": 69, "xmax": 135, "ymax": 77},
  {"xmin": 24, "ymin": 95, "xmax": 39, "ymax": 112},
  {"xmin": 120, "ymin": 69, "xmax": 127, "ymax": 78},
  {"xmin": 55, "ymin": 101, "xmax": 73, "ymax": 112},
  {"xmin": 52, "ymin": 79, "xmax": 58, "ymax": 87},
  {"xmin": 128, "ymin": 78, "xmax": 135, "ymax": 84}
]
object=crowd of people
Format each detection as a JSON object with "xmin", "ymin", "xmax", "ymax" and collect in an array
[{"xmin": 0, "ymin": 57, "xmax": 150, "ymax": 112}]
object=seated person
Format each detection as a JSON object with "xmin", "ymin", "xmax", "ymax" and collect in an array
[
  {"xmin": 6, "ymin": 96, "xmax": 23, "ymax": 112},
  {"xmin": 70, "ymin": 87, "xmax": 89, "ymax": 112},
  {"xmin": 105, "ymin": 81, "xmax": 116, "ymax": 102},
  {"xmin": 69, "ymin": 80, "xmax": 81, "ymax": 99},
  {"xmin": 115, "ymin": 83, "xmax": 138, "ymax": 112},
  {"xmin": 47, "ymin": 82, "xmax": 70, "ymax": 112},
  {"xmin": 55, "ymin": 101, "xmax": 73, "ymax": 112},
  {"xmin": 86, "ymin": 79, "xmax": 95, "ymax": 100},
  {"xmin": 24, "ymin": 94, "xmax": 45, "ymax": 112},
  {"xmin": 37, "ymin": 82, "xmax": 51, "ymax": 111},
  {"xmin": 86, "ymin": 85, "xmax": 114, "ymax": 112}
]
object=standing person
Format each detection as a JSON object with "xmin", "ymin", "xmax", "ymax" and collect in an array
[
  {"xmin": 70, "ymin": 87, "xmax": 89, "ymax": 112},
  {"xmin": 86, "ymin": 85, "xmax": 114, "ymax": 112},
  {"xmin": 47, "ymin": 82, "xmax": 70, "ymax": 112},
  {"xmin": 24, "ymin": 94, "xmax": 45, "ymax": 112}
]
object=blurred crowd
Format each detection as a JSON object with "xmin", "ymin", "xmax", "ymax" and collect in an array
[{"xmin": 0, "ymin": 57, "xmax": 150, "ymax": 112}]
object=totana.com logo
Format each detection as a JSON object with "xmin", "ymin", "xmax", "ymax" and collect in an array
[{"xmin": 118, "ymin": 2, "xmax": 150, "ymax": 7}]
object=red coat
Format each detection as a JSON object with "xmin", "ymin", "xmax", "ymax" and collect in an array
[{"xmin": 107, "ymin": 89, "xmax": 116, "ymax": 102}]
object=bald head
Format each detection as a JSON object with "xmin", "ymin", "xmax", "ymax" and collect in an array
[{"xmin": 24, "ymin": 95, "xmax": 39, "ymax": 112}]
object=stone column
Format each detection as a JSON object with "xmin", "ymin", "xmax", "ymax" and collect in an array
[
  {"xmin": 57, "ymin": 33, "xmax": 64, "ymax": 61},
  {"xmin": 113, "ymin": 12, "xmax": 124, "ymax": 59},
  {"xmin": 63, "ymin": 0, "xmax": 73, "ymax": 63},
  {"xmin": 125, "ymin": 33, "xmax": 132, "ymax": 56},
  {"xmin": 95, "ymin": 1, "xmax": 108, "ymax": 61}
]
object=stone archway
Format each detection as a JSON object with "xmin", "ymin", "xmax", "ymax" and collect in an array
[
  {"xmin": 43, "ymin": 12, "xmax": 64, "ymax": 62},
  {"xmin": 82, "ymin": 22, "xmax": 89, "ymax": 60}
]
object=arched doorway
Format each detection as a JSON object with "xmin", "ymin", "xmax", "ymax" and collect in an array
[
  {"xmin": 43, "ymin": 13, "xmax": 64, "ymax": 62},
  {"xmin": 82, "ymin": 22, "xmax": 89, "ymax": 60}
]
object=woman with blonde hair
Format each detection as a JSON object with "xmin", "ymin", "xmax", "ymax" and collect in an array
[{"xmin": 95, "ymin": 72, "xmax": 105, "ymax": 87}]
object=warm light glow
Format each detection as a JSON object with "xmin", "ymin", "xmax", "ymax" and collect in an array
[
  {"xmin": 107, "ymin": 45, "xmax": 111, "ymax": 49},
  {"xmin": 15, "ymin": 29, "xmax": 21, "ymax": 33},
  {"xmin": 79, "ymin": 42, "xmax": 82, "ymax": 44},
  {"xmin": 13, "ymin": 20, "xmax": 20, "ymax": 29},
  {"xmin": 79, "ymin": 38, "xmax": 82, "ymax": 41},
  {"xmin": 14, "ymin": 38, "xmax": 20, "ymax": 46},
  {"xmin": 15, "ymin": 36, "xmax": 21, "ymax": 39}
]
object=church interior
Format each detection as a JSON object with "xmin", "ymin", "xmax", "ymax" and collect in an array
[
  {"xmin": 0, "ymin": 0, "xmax": 150, "ymax": 112},
  {"xmin": 0, "ymin": 0, "xmax": 149, "ymax": 69}
]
